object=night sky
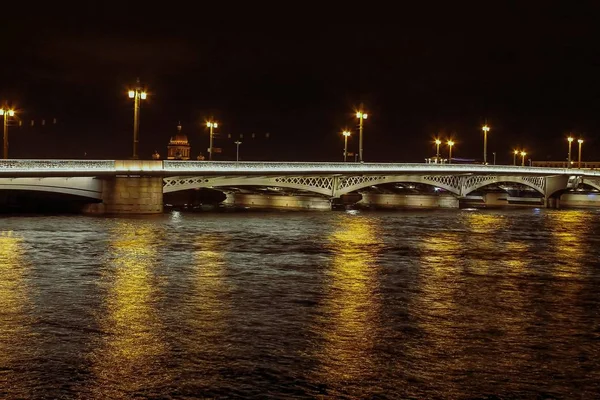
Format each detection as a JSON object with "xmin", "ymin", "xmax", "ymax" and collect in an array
[{"xmin": 1, "ymin": 3, "xmax": 599, "ymax": 163}]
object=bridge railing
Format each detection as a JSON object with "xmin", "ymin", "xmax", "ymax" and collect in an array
[{"xmin": 0, "ymin": 160, "xmax": 115, "ymax": 173}]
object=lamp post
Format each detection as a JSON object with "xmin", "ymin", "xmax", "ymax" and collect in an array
[
  {"xmin": 355, "ymin": 111, "xmax": 368, "ymax": 162},
  {"xmin": 482, "ymin": 124, "xmax": 490, "ymax": 164},
  {"xmin": 513, "ymin": 149, "xmax": 519, "ymax": 166},
  {"xmin": 578, "ymin": 139, "xmax": 583, "ymax": 168},
  {"xmin": 127, "ymin": 78, "xmax": 147, "ymax": 159},
  {"xmin": 0, "ymin": 108, "xmax": 16, "ymax": 159},
  {"xmin": 234, "ymin": 140, "xmax": 242, "ymax": 162},
  {"xmin": 435, "ymin": 139, "xmax": 441, "ymax": 163},
  {"xmin": 447, "ymin": 140, "xmax": 454, "ymax": 163},
  {"xmin": 493, "ymin": 152, "xmax": 496, "ymax": 165},
  {"xmin": 206, "ymin": 121, "xmax": 218, "ymax": 160},
  {"xmin": 342, "ymin": 130, "xmax": 351, "ymax": 162},
  {"xmin": 567, "ymin": 136, "xmax": 573, "ymax": 168},
  {"xmin": 521, "ymin": 151, "xmax": 527, "ymax": 166}
]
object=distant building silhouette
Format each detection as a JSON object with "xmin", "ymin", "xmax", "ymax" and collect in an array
[{"xmin": 167, "ymin": 122, "xmax": 191, "ymax": 160}]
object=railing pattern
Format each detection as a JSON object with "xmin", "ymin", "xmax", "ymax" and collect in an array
[
  {"xmin": 274, "ymin": 176, "xmax": 333, "ymax": 191},
  {"xmin": 0, "ymin": 160, "xmax": 114, "ymax": 171}
]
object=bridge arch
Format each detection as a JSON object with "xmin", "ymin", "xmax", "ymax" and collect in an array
[
  {"xmin": 461, "ymin": 175, "xmax": 546, "ymax": 197},
  {"xmin": 334, "ymin": 175, "xmax": 462, "ymax": 197},
  {"xmin": 163, "ymin": 175, "xmax": 335, "ymax": 197}
]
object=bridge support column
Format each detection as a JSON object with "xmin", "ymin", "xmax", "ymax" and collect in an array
[
  {"xmin": 545, "ymin": 196, "xmax": 560, "ymax": 209},
  {"xmin": 86, "ymin": 176, "xmax": 163, "ymax": 214}
]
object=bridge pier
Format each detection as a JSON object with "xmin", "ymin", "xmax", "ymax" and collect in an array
[{"xmin": 84, "ymin": 176, "xmax": 163, "ymax": 214}]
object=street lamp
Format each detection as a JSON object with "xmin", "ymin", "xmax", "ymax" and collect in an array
[
  {"xmin": 577, "ymin": 139, "xmax": 583, "ymax": 168},
  {"xmin": 127, "ymin": 78, "xmax": 147, "ymax": 159},
  {"xmin": 567, "ymin": 136, "xmax": 573, "ymax": 168},
  {"xmin": 0, "ymin": 108, "xmax": 16, "ymax": 159},
  {"xmin": 435, "ymin": 139, "xmax": 441, "ymax": 163},
  {"xmin": 520, "ymin": 151, "xmax": 527, "ymax": 166},
  {"xmin": 447, "ymin": 140, "xmax": 454, "ymax": 163},
  {"xmin": 513, "ymin": 149, "xmax": 519, "ymax": 166},
  {"xmin": 342, "ymin": 130, "xmax": 351, "ymax": 162},
  {"xmin": 482, "ymin": 124, "xmax": 490, "ymax": 164},
  {"xmin": 234, "ymin": 140, "xmax": 242, "ymax": 162},
  {"xmin": 355, "ymin": 111, "xmax": 368, "ymax": 162},
  {"xmin": 206, "ymin": 121, "xmax": 218, "ymax": 160}
]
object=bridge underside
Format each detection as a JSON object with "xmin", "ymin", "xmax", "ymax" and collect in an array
[
  {"xmin": 0, "ymin": 177, "xmax": 103, "ymax": 200},
  {"xmin": 163, "ymin": 174, "xmax": 553, "ymax": 198}
]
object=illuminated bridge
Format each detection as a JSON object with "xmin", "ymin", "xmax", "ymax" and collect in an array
[{"xmin": 1, "ymin": 159, "xmax": 599, "ymax": 213}]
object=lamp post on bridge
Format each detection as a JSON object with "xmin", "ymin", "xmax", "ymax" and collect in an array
[
  {"xmin": 127, "ymin": 78, "xmax": 147, "ymax": 160},
  {"xmin": 234, "ymin": 140, "xmax": 242, "ymax": 162},
  {"xmin": 206, "ymin": 121, "xmax": 218, "ymax": 161},
  {"xmin": 578, "ymin": 139, "xmax": 583, "ymax": 168},
  {"xmin": 342, "ymin": 130, "xmax": 351, "ymax": 162},
  {"xmin": 521, "ymin": 151, "xmax": 527, "ymax": 166},
  {"xmin": 482, "ymin": 124, "xmax": 490, "ymax": 165},
  {"xmin": 567, "ymin": 136, "xmax": 573, "ymax": 168},
  {"xmin": 434, "ymin": 139, "xmax": 441, "ymax": 163},
  {"xmin": 513, "ymin": 149, "xmax": 519, "ymax": 166},
  {"xmin": 355, "ymin": 111, "xmax": 367, "ymax": 162},
  {"xmin": 0, "ymin": 107, "xmax": 16, "ymax": 159},
  {"xmin": 447, "ymin": 140, "xmax": 454, "ymax": 164}
]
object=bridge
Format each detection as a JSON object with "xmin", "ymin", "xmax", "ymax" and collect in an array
[{"xmin": 1, "ymin": 159, "xmax": 599, "ymax": 213}]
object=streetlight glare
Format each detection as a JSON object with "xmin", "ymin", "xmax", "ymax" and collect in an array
[
  {"xmin": 568, "ymin": 137, "xmax": 574, "ymax": 142},
  {"xmin": 514, "ymin": 149, "xmax": 519, "ymax": 154},
  {"xmin": 521, "ymin": 151, "xmax": 526, "ymax": 156},
  {"xmin": 128, "ymin": 90, "xmax": 135, "ymax": 98},
  {"xmin": 140, "ymin": 92, "xmax": 147, "ymax": 100},
  {"xmin": 482, "ymin": 125, "xmax": 490, "ymax": 132},
  {"xmin": 342, "ymin": 130, "xmax": 351, "ymax": 137},
  {"xmin": 447, "ymin": 140, "xmax": 454, "ymax": 146},
  {"xmin": 8, "ymin": 110, "xmax": 15, "ymax": 117},
  {"xmin": 578, "ymin": 139, "xmax": 584, "ymax": 144},
  {"xmin": 435, "ymin": 139, "xmax": 441, "ymax": 145}
]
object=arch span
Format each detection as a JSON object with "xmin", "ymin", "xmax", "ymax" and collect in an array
[
  {"xmin": 0, "ymin": 177, "xmax": 103, "ymax": 199},
  {"xmin": 334, "ymin": 175, "xmax": 462, "ymax": 197},
  {"xmin": 461, "ymin": 175, "xmax": 546, "ymax": 196},
  {"xmin": 163, "ymin": 175, "xmax": 335, "ymax": 197}
]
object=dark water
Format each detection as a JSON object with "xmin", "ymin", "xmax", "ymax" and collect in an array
[{"xmin": 1, "ymin": 208, "xmax": 600, "ymax": 399}]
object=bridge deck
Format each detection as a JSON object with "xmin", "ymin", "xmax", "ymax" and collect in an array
[{"xmin": 0, "ymin": 160, "xmax": 598, "ymax": 178}]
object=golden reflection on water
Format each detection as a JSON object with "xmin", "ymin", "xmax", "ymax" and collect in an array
[
  {"xmin": 317, "ymin": 216, "xmax": 382, "ymax": 384},
  {"xmin": 191, "ymin": 233, "xmax": 228, "ymax": 342},
  {"xmin": 89, "ymin": 222, "xmax": 166, "ymax": 397},
  {"xmin": 550, "ymin": 210, "xmax": 588, "ymax": 279},
  {"xmin": 0, "ymin": 232, "xmax": 31, "ymax": 395}
]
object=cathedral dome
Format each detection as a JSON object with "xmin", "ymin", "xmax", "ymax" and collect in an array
[
  {"xmin": 167, "ymin": 122, "xmax": 191, "ymax": 160},
  {"xmin": 169, "ymin": 122, "xmax": 189, "ymax": 145}
]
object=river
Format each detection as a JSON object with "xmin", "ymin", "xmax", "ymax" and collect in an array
[{"xmin": 1, "ymin": 208, "xmax": 599, "ymax": 398}]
